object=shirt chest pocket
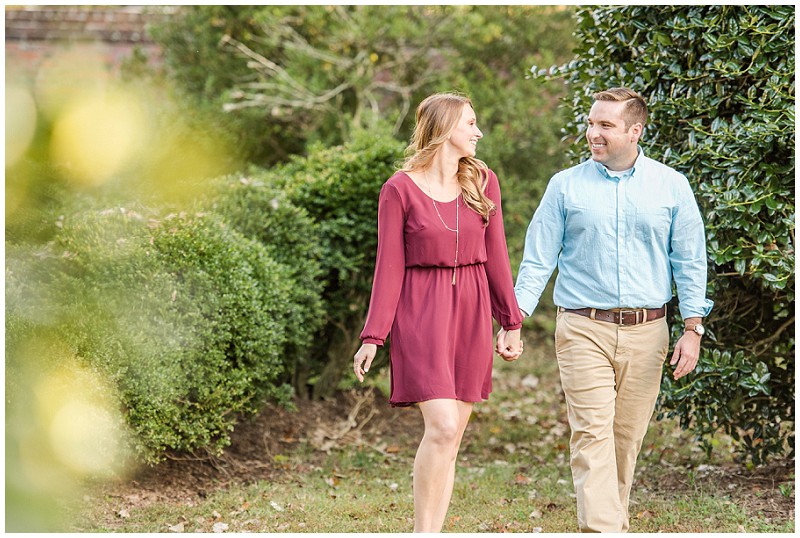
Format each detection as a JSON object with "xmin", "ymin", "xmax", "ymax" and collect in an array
[
  {"xmin": 635, "ymin": 206, "xmax": 672, "ymax": 242},
  {"xmin": 565, "ymin": 203, "xmax": 616, "ymax": 238}
]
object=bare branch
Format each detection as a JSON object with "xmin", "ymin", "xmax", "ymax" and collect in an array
[
  {"xmin": 278, "ymin": 23, "xmax": 354, "ymax": 68},
  {"xmin": 220, "ymin": 34, "xmax": 313, "ymax": 98},
  {"xmin": 751, "ymin": 316, "xmax": 795, "ymax": 356}
]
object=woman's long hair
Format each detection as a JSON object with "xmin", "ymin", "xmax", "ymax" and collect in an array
[{"xmin": 401, "ymin": 93, "xmax": 495, "ymax": 224}]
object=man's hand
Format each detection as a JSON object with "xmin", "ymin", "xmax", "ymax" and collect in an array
[
  {"xmin": 670, "ymin": 331, "xmax": 701, "ymax": 380},
  {"xmin": 496, "ymin": 328, "xmax": 523, "ymax": 362}
]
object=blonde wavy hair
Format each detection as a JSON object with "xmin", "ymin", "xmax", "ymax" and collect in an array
[{"xmin": 401, "ymin": 93, "xmax": 495, "ymax": 224}]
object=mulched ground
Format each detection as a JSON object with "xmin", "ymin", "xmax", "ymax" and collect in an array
[
  {"xmin": 96, "ymin": 386, "xmax": 794, "ymax": 528},
  {"xmin": 646, "ymin": 457, "xmax": 795, "ymax": 525},
  {"xmin": 109, "ymin": 387, "xmax": 422, "ymax": 507}
]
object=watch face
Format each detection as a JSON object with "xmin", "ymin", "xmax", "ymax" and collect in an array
[{"xmin": 694, "ymin": 324, "xmax": 705, "ymax": 336}]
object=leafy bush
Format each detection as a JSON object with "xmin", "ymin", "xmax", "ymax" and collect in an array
[
  {"xmin": 5, "ymin": 162, "xmax": 72, "ymax": 245},
  {"xmin": 149, "ymin": 5, "xmax": 577, "ymax": 337},
  {"xmin": 537, "ymin": 5, "xmax": 794, "ymax": 462},
  {"xmin": 225, "ymin": 128, "xmax": 406, "ymax": 399},
  {"xmin": 149, "ymin": 6, "xmax": 575, "ymax": 177},
  {"xmin": 205, "ymin": 175, "xmax": 325, "ymax": 396},
  {"xmin": 6, "ymin": 208, "xmax": 307, "ymax": 463},
  {"xmin": 281, "ymin": 129, "xmax": 407, "ymax": 398},
  {"xmin": 149, "ymin": 5, "xmax": 424, "ymax": 165}
]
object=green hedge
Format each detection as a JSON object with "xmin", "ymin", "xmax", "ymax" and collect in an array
[
  {"xmin": 537, "ymin": 5, "xmax": 794, "ymax": 463},
  {"xmin": 7, "ymin": 208, "xmax": 307, "ymax": 463},
  {"xmin": 205, "ymin": 175, "xmax": 325, "ymax": 395},
  {"xmin": 278, "ymin": 129, "xmax": 406, "ymax": 399},
  {"xmin": 213, "ymin": 128, "xmax": 406, "ymax": 399},
  {"xmin": 6, "ymin": 127, "xmax": 405, "ymax": 462}
]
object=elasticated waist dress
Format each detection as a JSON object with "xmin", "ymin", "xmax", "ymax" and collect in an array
[{"xmin": 360, "ymin": 169, "xmax": 523, "ymax": 407}]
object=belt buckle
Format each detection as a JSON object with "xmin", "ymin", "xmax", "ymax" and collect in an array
[{"xmin": 617, "ymin": 309, "xmax": 642, "ymax": 326}]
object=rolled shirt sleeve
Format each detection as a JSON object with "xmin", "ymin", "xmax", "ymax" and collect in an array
[{"xmin": 670, "ymin": 177, "xmax": 714, "ymax": 319}]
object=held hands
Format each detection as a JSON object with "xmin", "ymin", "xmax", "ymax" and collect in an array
[
  {"xmin": 354, "ymin": 343, "xmax": 377, "ymax": 382},
  {"xmin": 670, "ymin": 331, "xmax": 701, "ymax": 380},
  {"xmin": 495, "ymin": 328, "xmax": 523, "ymax": 362}
]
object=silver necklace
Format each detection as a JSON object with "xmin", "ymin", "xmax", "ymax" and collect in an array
[{"xmin": 423, "ymin": 169, "xmax": 459, "ymax": 285}]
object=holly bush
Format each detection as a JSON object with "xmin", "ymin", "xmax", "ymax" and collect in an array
[{"xmin": 535, "ymin": 5, "xmax": 794, "ymax": 462}]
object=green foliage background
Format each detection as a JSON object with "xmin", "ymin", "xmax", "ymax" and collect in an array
[
  {"xmin": 536, "ymin": 5, "xmax": 794, "ymax": 463},
  {"xmin": 150, "ymin": 5, "xmax": 574, "ymax": 182},
  {"xmin": 7, "ymin": 5, "xmax": 576, "ymax": 463},
  {"xmin": 7, "ymin": 4, "xmax": 793, "ymax": 469},
  {"xmin": 151, "ymin": 5, "xmax": 577, "ymax": 398},
  {"xmin": 207, "ymin": 129, "xmax": 406, "ymax": 398},
  {"xmin": 7, "ymin": 209, "xmax": 307, "ymax": 463}
]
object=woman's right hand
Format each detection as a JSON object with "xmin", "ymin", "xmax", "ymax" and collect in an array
[{"xmin": 354, "ymin": 343, "xmax": 378, "ymax": 382}]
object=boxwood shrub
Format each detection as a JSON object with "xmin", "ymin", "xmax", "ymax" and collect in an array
[
  {"xmin": 258, "ymin": 129, "xmax": 406, "ymax": 399},
  {"xmin": 7, "ymin": 207, "xmax": 304, "ymax": 463},
  {"xmin": 204, "ymin": 177, "xmax": 325, "ymax": 396}
]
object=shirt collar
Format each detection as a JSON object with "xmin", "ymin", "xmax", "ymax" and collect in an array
[{"xmin": 594, "ymin": 146, "xmax": 644, "ymax": 180}]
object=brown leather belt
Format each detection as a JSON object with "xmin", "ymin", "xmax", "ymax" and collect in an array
[{"xmin": 559, "ymin": 305, "xmax": 666, "ymax": 326}]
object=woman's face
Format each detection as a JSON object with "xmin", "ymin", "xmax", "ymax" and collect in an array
[{"xmin": 446, "ymin": 104, "xmax": 483, "ymax": 158}]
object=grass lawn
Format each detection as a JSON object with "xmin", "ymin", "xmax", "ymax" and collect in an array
[{"xmin": 69, "ymin": 333, "xmax": 794, "ymax": 533}]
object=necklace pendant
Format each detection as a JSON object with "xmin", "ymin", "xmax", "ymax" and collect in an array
[{"xmin": 452, "ymin": 267, "xmax": 456, "ymax": 285}]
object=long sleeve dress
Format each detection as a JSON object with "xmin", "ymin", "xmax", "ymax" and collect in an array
[{"xmin": 359, "ymin": 169, "xmax": 523, "ymax": 407}]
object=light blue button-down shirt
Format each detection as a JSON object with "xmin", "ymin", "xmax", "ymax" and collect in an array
[{"xmin": 515, "ymin": 148, "xmax": 714, "ymax": 320}]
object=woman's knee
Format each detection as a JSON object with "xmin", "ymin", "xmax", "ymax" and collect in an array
[
  {"xmin": 419, "ymin": 399, "xmax": 467, "ymax": 447},
  {"xmin": 424, "ymin": 416, "xmax": 462, "ymax": 447}
]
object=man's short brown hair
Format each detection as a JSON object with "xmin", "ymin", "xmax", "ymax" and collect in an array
[{"xmin": 593, "ymin": 87, "xmax": 648, "ymax": 130}]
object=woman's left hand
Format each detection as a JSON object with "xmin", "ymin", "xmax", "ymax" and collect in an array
[{"xmin": 496, "ymin": 328, "xmax": 523, "ymax": 362}]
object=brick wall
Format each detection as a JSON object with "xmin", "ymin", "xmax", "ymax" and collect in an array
[{"xmin": 6, "ymin": 5, "xmax": 174, "ymax": 78}]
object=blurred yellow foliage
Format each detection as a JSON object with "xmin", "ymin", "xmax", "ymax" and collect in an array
[
  {"xmin": 50, "ymin": 89, "xmax": 146, "ymax": 187},
  {"xmin": 7, "ymin": 44, "xmax": 236, "ymax": 215},
  {"xmin": 4, "ymin": 42, "xmax": 238, "ymax": 531},
  {"xmin": 36, "ymin": 361, "xmax": 132, "ymax": 476},
  {"xmin": 6, "ymin": 84, "xmax": 38, "ymax": 167},
  {"xmin": 6, "ymin": 337, "xmax": 134, "ymax": 531}
]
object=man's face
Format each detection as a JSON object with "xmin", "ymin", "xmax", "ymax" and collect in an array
[{"xmin": 586, "ymin": 100, "xmax": 641, "ymax": 171}]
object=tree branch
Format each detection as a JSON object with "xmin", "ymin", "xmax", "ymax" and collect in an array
[
  {"xmin": 220, "ymin": 34, "xmax": 313, "ymax": 98},
  {"xmin": 750, "ymin": 316, "xmax": 795, "ymax": 356}
]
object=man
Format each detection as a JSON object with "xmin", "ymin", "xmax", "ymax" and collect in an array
[{"xmin": 501, "ymin": 87, "xmax": 713, "ymax": 532}]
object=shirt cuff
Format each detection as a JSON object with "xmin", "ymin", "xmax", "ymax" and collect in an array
[
  {"xmin": 362, "ymin": 337, "xmax": 384, "ymax": 346},
  {"xmin": 679, "ymin": 298, "xmax": 714, "ymax": 319},
  {"xmin": 502, "ymin": 322, "xmax": 522, "ymax": 331},
  {"xmin": 514, "ymin": 289, "xmax": 540, "ymax": 319}
]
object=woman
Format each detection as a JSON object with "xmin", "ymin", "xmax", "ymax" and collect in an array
[{"xmin": 353, "ymin": 93, "xmax": 524, "ymax": 532}]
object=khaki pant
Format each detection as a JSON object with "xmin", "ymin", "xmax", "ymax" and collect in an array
[{"xmin": 554, "ymin": 310, "xmax": 669, "ymax": 533}]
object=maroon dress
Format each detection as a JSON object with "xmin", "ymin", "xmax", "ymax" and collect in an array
[{"xmin": 359, "ymin": 169, "xmax": 523, "ymax": 407}]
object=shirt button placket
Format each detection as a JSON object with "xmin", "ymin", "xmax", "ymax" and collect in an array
[{"xmin": 616, "ymin": 176, "xmax": 626, "ymax": 308}]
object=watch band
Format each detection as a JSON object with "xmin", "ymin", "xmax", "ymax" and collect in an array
[{"xmin": 684, "ymin": 323, "xmax": 705, "ymax": 336}]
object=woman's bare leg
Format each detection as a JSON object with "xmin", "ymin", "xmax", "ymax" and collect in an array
[
  {"xmin": 413, "ymin": 399, "xmax": 474, "ymax": 532},
  {"xmin": 429, "ymin": 400, "xmax": 473, "ymax": 531}
]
